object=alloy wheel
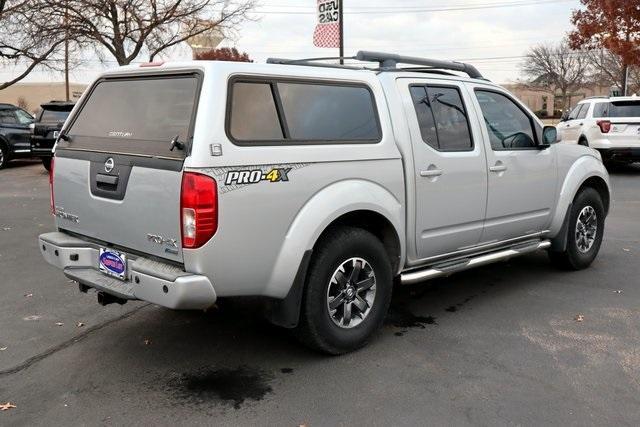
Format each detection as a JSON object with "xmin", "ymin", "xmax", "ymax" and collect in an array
[
  {"xmin": 575, "ymin": 205, "xmax": 597, "ymax": 253},
  {"xmin": 326, "ymin": 257, "xmax": 377, "ymax": 329}
]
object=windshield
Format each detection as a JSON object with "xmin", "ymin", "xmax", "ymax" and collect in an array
[{"xmin": 64, "ymin": 74, "xmax": 200, "ymax": 158}]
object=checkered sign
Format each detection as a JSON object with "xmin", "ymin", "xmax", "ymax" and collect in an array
[{"xmin": 313, "ymin": 0, "xmax": 341, "ymax": 48}]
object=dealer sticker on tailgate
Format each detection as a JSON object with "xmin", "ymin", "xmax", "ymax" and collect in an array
[{"xmin": 99, "ymin": 248, "xmax": 127, "ymax": 280}]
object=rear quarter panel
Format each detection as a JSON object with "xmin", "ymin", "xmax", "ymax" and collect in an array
[{"xmin": 182, "ymin": 63, "xmax": 405, "ymax": 298}]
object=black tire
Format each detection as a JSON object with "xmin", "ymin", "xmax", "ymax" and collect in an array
[
  {"xmin": 0, "ymin": 142, "xmax": 8, "ymax": 170},
  {"xmin": 295, "ymin": 226, "xmax": 393, "ymax": 355},
  {"xmin": 578, "ymin": 137, "xmax": 589, "ymax": 147},
  {"xmin": 42, "ymin": 157, "xmax": 52, "ymax": 172},
  {"xmin": 549, "ymin": 187, "xmax": 605, "ymax": 270}
]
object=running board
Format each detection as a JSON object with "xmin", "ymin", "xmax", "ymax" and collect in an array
[{"xmin": 400, "ymin": 240, "xmax": 551, "ymax": 285}]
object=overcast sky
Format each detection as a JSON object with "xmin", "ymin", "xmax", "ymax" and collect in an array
[{"xmin": 2, "ymin": 0, "xmax": 582, "ymax": 85}]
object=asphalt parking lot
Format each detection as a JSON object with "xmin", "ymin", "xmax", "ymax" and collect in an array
[{"xmin": 1, "ymin": 159, "xmax": 639, "ymax": 426}]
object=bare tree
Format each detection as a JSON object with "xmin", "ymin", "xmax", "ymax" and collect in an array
[
  {"xmin": 521, "ymin": 43, "xmax": 590, "ymax": 111},
  {"xmin": 586, "ymin": 49, "xmax": 640, "ymax": 95},
  {"xmin": 51, "ymin": 0, "xmax": 256, "ymax": 66},
  {"xmin": 0, "ymin": 1, "xmax": 67, "ymax": 90}
]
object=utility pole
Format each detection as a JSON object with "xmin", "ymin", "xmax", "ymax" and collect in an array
[
  {"xmin": 64, "ymin": 0, "xmax": 69, "ymax": 101},
  {"xmin": 339, "ymin": 0, "xmax": 344, "ymax": 64}
]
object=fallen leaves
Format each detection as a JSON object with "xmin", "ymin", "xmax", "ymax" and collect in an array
[
  {"xmin": 614, "ymin": 290, "xmax": 622, "ymax": 294},
  {"xmin": 143, "ymin": 338, "xmax": 152, "ymax": 345},
  {"xmin": 55, "ymin": 322, "xmax": 64, "ymax": 327},
  {"xmin": 0, "ymin": 347, "xmax": 7, "ymax": 351},
  {"xmin": 0, "ymin": 402, "xmax": 16, "ymax": 411},
  {"xmin": 24, "ymin": 293, "xmax": 33, "ymax": 298},
  {"xmin": 76, "ymin": 322, "xmax": 85, "ymax": 328},
  {"xmin": 574, "ymin": 314, "xmax": 585, "ymax": 322}
]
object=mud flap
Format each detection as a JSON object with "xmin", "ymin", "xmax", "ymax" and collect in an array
[
  {"xmin": 550, "ymin": 203, "xmax": 572, "ymax": 252},
  {"xmin": 264, "ymin": 250, "xmax": 312, "ymax": 329}
]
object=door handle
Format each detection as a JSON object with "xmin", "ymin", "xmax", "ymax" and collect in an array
[
  {"xmin": 489, "ymin": 163, "xmax": 507, "ymax": 173},
  {"xmin": 420, "ymin": 168, "xmax": 443, "ymax": 177}
]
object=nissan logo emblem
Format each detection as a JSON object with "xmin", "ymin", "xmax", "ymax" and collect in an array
[{"xmin": 104, "ymin": 158, "xmax": 115, "ymax": 173}]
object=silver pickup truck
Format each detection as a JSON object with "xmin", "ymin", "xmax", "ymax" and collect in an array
[{"xmin": 39, "ymin": 52, "xmax": 611, "ymax": 354}]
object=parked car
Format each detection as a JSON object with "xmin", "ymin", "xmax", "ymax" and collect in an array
[
  {"xmin": 0, "ymin": 103, "xmax": 35, "ymax": 169},
  {"xmin": 39, "ymin": 52, "xmax": 611, "ymax": 354},
  {"xmin": 31, "ymin": 101, "xmax": 75, "ymax": 171},
  {"xmin": 557, "ymin": 95, "xmax": 640, "ymax": 165}
]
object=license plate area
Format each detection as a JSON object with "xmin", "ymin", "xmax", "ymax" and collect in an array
[{"xmin": 99, "ymin": 248, "xmax": 127, "ymax": 280}]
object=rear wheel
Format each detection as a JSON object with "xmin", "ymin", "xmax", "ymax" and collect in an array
[
  {"xmin": 295, "ymin": 227, "xmax": 392, "ymax": 355},
  {"xmin": 549, "ymin": 187, "xmax": 604, "ymax": 270},
  {"xmin": 42, "ymin": 157, "xmax": 52, "ymax": 172}
]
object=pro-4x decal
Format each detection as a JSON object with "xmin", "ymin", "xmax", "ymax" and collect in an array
[
  {"xmin": 225, "ymin": 167, "xmax": 291, "ymax": 185},
  {"xmin": 196, "ymin": 163, "xmax": 310, "ymax": 194}
]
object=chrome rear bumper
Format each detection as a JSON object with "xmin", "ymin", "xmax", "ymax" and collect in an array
[{"xmin": 38, "ymin": 232, "xmax": 217, "ymax": 310}]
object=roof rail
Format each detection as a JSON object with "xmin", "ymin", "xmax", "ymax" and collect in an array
[
  {"xmin": 266, "ymin": 51, "xmax": 484, "ymax": 79},
  {"xmin": 266, "ymin": 57, "xmax": 366, "ymax": 70},
  {"xmin": 355, "ymin": 51, "xmax": 483, "ymax": 79}
]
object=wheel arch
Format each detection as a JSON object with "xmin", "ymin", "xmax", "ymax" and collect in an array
[
  {"xmin": 263, "ymin": 179, "xmax": 405, "ymax": 328},
  {"xmin": 548, "ymin": 154, "xmax": 611, "ymax": 240}
]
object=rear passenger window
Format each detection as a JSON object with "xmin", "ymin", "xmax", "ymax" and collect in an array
[
  {"xmin": 410, "ymin": 85, "xmax": 473, "ymax": 151},
  {"xmin": 229, "ymin": 82, "xmax": 283, "ymax": 140},
  {"xmin": 228, "ymin": 79, "xmax": 381, "ymax": 144}
]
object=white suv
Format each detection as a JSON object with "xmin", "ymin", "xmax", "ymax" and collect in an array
[{"xmin": 558, "ymin": 95, "xmax": 640, "ymax": 164}]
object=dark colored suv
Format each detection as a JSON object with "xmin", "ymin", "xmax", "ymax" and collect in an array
[
  {"xmin": 0, "ymin": 103, "xmax": 34, "ymax": 169},
  {"xmin": 31, "ymin": 101, "xmax": 75, "ymax": 170}
]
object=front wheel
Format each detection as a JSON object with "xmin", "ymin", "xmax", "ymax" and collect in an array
[
  {"xmin": 295, "ymin": 227, "xmax": 393, "ymax": 355},
  {"xmin": 549, "ymin": 187, "xmax": 605, "ymax": 270},
  {"xmin": 0, "ymin": 143, "xmax": 8, "ymax": 170}
]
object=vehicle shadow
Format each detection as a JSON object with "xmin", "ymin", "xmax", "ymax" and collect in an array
[
  {"xmin": 64, "ymin": 251, "xmax": 561, "ymax": 411},
  {"xmin": 2, "ymin": 159, "xmax": 44, "ymax": 171},
  {"xmin": 606, "ymin": 162, "xmax": 640, "ymax": 175}
]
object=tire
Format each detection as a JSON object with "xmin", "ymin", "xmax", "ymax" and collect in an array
[
  {"xmin": 42, "ymin": 157, "xmax": 52, "ymax": 172},
  {"xmin": 578, "ymin": 137, "xmax": 588, "ymax": 147},
  {"xmin": 295, "ymin": 226, "xmax": 393, "ymax": 355},
  {"xmin": 549, "ymin": 187, "xmax": 605, "ymax": 270},
  {"xmin": 0, "ymin": 142, "xmax": 8, "ymax": 170}
]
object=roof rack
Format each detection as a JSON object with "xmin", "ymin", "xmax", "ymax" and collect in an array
[
  {"xmin": 355, "ymin": 51, "xmax": 483, "ymax": 79},
  {"xmin": 266, "ymin": 50, "xmax": 484, "ymax": 79}
]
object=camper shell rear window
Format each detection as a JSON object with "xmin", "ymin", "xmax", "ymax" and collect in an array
[{"xmin": 60, "ymin": 72, "xmax": 201, "ymax": 159}]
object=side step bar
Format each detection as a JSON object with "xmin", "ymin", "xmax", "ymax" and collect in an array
[{"xmin": 401, "ymin": 240, "xmax": 551, "ymax": 285}]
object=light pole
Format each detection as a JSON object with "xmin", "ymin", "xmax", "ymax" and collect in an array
[
  {"xmin": 339, "ymin": 0, "xmax": 344, "ymax": 64},
  {"xmin": 64, "ymin": 0, "xmax": 69, "ymax": 101}
]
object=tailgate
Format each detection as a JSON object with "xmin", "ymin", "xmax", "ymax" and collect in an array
[{"xmin": 52, "ymin": 71, "xmax": 202, "ymax": 262}]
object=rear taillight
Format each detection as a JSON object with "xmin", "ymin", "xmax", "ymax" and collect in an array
[
  {"xmin": 597, "ymin": 120, "xmax": 611, "ymax": 133},
  {"xmin": 49, "ymin": 157, "xmax": 55, "ymax": 215},
  {"xmin": 180, "ymin": 172, "xmax": 218, "ymax": 249}
]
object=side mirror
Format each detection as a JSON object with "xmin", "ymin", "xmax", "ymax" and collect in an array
[
  {"xmin": 560, "ymin": 112, "xmax": 569, "ymax": 122},
  {"xmin": 540, "ymin": 126, "xmax": 559, "ymax": 148}
]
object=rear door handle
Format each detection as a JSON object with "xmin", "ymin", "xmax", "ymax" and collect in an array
[
  {"xmin": 489, "ymin": 163, "xmax": 507, "ymax": 173},
  {"xmin": 420, "ymin": 168, "xmax": 443, "ymax": 177}
]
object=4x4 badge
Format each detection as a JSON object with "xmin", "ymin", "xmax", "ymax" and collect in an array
[{"xmin": 104, "ymin": 158, "xmax": 114, "ymax": 173}]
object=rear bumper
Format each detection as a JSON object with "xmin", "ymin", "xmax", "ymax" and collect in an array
[
  {"xmin": 597, "ymin": 148, "xmax": 640, "ymax": 162},
  {"xmin": 38, "ymin": 232, "xmax": 217, "ymax": 310}
]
